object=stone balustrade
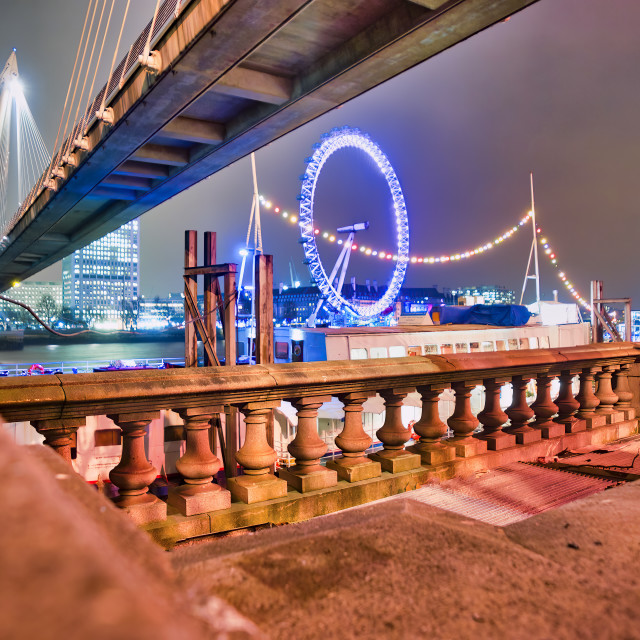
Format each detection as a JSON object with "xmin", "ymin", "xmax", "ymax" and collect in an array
[{"xmin": 0, "ymin": 343, "xmax": 638, "ymax": 533}]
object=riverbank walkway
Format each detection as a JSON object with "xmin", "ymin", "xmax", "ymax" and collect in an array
[{"xmin": 3, "ymin": 427, "xmax": 638, "ymax": 639}]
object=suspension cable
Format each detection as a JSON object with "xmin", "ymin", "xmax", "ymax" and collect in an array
[
  {"xmin": 99, "ymin": 0, "xmax": 130, "ymax": 117},
  {"xmin": 39, "ymin": 0, "xmax": 93, "ymax": 198},
  {"xmin": 16, "ymin": 96, "xmax": 22, "ymax": 205},
  {"xmin": 143, "ymin": 0, "xmax": 163, "ymax": 60},
  {"xmin": 61, "ymin": 0, "xmax": 101, "ymax": 162},
  {"xmin": 81, "ymin": 0, "xmax": 116, "ymax": 135},
  {"xmin": 0, "ymin": 90, "xmax": 12, "ymax": 225},
  {"xmin": 73, "ymin": 0, "xmax": 108, "ymax": 142}
]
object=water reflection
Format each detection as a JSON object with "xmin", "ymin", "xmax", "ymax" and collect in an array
[{"xmin": 0, "ymin": 340, "xmax": 189, "ymax": 366}]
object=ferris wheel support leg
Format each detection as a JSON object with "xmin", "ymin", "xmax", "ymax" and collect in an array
[
  {"xmin": 335, "ymin": 232, "xmax": 354, "ymax": 297},
  {"xmin": 306, "ymin": 232, "xmax": 353, "ymax": 327},
  {"xmin": 307, "ymin": 299, "xmax": 324, "ymax": 327}
]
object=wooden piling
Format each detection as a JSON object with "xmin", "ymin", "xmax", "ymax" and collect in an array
[
  {"xmin": 255, "ymin": 254, "xmax": 274, "ymax": 365},
  {"xmin": 184, "ymin": 230, "xmax": 198, "ymax": 367},
  {"xmin": 204, "ymin": 232, "xmax": 217, "ymax": 366}
]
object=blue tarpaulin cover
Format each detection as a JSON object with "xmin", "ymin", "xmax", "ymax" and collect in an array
[{"xmin": 439, "ymin": 304, "xmax": 531, "ymax": 327}]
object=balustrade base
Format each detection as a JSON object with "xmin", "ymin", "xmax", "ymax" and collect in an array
[
  {"xmin": 505, "ymin": 426, "xmax": 541, "ymax": 445},
  {"xmin": 584, "ymin": 415, "xmax": 607, "ymax": 429},
  {"xmin": 278, "ymin": 466, "xmax": 338, "ymax": 493},
  {"xmin": 604, "ymin": 412, "xmax": 624, "ymax": 425},
  {"xmin": 369, "ymin": 450, "xmax": 421, "ymax": 474},
  {"xmin": 143, "ymin": 415, "xmax": 638, "ymax": 548},
  {"xmin": 535, "ymin": 422, "xmax": 566, "ymax": 439},
  {"xmin": 624, "ymin": 408, "xmax": 636, "ymax": 420},
  {"xmin": 408, "ymin": 443, "xmax": 456, "ymax": 466},
  {"xmin": 449, "ymin": 438, "xmax": 488, "ymax": 458},
  {"xmin": 167, "ymin": 484, "xmax": 231, "ymax": 516},
  {"xmin": 558, "ymin": 418, "xmax": 587, "ymax": 434},
  {"xmin": 476, "ymin": 431, "xmax": 516, "ymax": 451},
  {"xmin": 114, "ymin": 494, "xmax": 167, "ymax": 525},
  {"xmin": 227, "ymin": 474, "xmax": 288, "ymax": 504},
  {"xmin": 326, "ymin": 457, "xmax": 381, "ymax": 483}
]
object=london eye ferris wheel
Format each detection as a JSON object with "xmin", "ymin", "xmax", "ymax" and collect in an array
[{"xmin": 298, "ymin": 126, "xmax": 410, "ymax": 325}]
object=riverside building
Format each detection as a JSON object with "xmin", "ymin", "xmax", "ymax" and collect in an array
[
  {"xmin": 0, "ymin": 280, "xmax": 62, "ymax": 316},
  {"xmin": 62, "ymin": 221, "xmax": 139, "ymax": 328}
]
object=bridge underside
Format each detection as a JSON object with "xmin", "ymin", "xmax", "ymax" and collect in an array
[{"xmin": 0, "ymin": 0, "xmax": 537, "ymax": 288}]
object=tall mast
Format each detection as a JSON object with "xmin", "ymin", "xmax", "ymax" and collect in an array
[
  {"xmin": 530, "ymin": 172, "xmax": 541, "ymax": 306},
  {"xmin": 519, "ymin": 172, "xmax": 541, "ymax": 308}
]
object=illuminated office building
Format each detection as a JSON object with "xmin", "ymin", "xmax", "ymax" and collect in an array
[
  {"xmin": 452, "ymin": 285, "xmax": 515, "ymax": 305},
  {"xmin": 0, "ymin": 281, "xmax": 62, "ymax": 314},
  {"xmin": 62, "ymin": 221, "xmax": 139, "ymax": 327}
]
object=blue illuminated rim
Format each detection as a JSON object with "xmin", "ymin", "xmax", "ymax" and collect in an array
[{"xmin": 298, "ymin": 126, "xmax": 410, "ymax": 319}]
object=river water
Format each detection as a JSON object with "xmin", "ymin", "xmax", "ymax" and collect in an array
[{"xmin": 0, "ymin": 340, "xmax": 190, "ymax": 369}]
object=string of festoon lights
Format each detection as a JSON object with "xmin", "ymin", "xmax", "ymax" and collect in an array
[
  {"xmin": 536, "ymin": 229, "xmax": 591, "ymax": 311},
  {"xmin": 257, "ymin": 194, "xmax": 591, "ymax": 311}
]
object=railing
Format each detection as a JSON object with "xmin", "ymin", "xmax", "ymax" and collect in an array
[
  {"xmin": 0, "ymin": 357, "xmax": 183, "ymax": 377},
  {"xmin": 0, "ymin": 343, "xmax": 638, "ymax": 529}
]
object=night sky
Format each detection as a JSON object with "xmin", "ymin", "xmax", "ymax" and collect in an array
[{"xmin": 2, "ymin": 0, "xmax": 640, "ymax": 305}]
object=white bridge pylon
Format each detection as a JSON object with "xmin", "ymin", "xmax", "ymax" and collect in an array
[{"xmin": 0, "ymin": 50, "xmax": 51, "ymax": 232}]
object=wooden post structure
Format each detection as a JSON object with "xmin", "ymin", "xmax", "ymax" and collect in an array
[
  {"xmin": 224, "ymin": 405, "xmax": 239, "ymax": 478},
  {"xmin": 255, "ymin": 254, "xmax": 274, "ymax": 468},
  {"xmin": 224, "ymin": 266, "xmax": 237, "ymax": 366},
  {"xmin": 204, "ymin": 232, "xmax": 217, "ymax": 366},
  {"xmin": 254, "ymin": 254, "xmax": 273, "ymax": 365},
  {"xmin": 184, "ymin": 231, "xmax": 198, "ymax": 367},
  {"xmin": 224, "ymin": 265, "xmax": 238, "ymax": 477},
  {"xmin": 182, "ymin": 229, "xmax": 239, "ymax": 475}
]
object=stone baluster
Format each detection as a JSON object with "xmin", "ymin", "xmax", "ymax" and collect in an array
[
  {"xmin": 476, "ymin": 378, "xmax": 515, "ymax": 450},
  {"xmin": 227, "ymin": 401, "xmax": 287, "ymax": 504},
  {"xmin": 278, "ymin": 396, "xmax": 338, "ymax": 492},
  {"xmin": 530, "ymin": 374, "xmax": 564, "ymax": 439},
  {"xmin": 504, "ymin": 376, "xmax": 540, "ymax": 444},
  {"xmin": 595, "ymin": 365, "xmax": 618, "ymax": 416},
  {"xmin": 613, "ymin": 362, "xmax": 635, "ymax": 420},
  {"xmin": 32, "ymin": 418, "xmax": 84, "ymax": 464},
  {"xmin": 447, "ymin": 381, "xmax": 487, "ymax": 457},
  {"xmin": 408, "ymin": 384, "xmax": 455, "ymax": 465},
  {"xmin": 554, "ymin": 370, "xmax": 584, "ymax": 433},
  {"xmin": 613, "ymin": 363, "xmax": 633, "ymax": 407},
  {"xmin": 576, "ymin": 366, "xmax": 601, "ymax": 428},
  {"xmin": 369, "ymin": 388, "xmax": 421, "ymax": 473},
  {"xmin": 167, "ymin": 406, "xmax": 231, "ymax": 516},
  {"xmin": 107, "ymin": 412, "xmax": 166, "ymax": 524},
  {"xmin": 326, "ymin": 392, "xmax": 381, "ymax": 482}
]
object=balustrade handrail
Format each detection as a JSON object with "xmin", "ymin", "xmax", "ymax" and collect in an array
[{"xmin": 0, "ymin": 343, "xmax": 638, "ymax": 424}]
